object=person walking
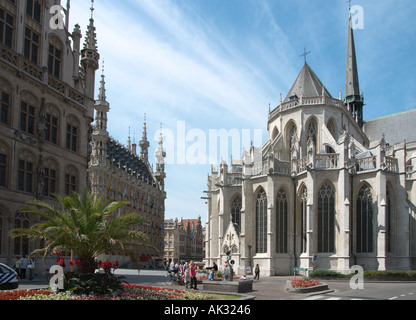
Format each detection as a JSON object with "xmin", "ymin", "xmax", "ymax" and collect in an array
[
  {"xmin": 28, "ymin": 257, "xmax": 35, "ymax": 281},
  {"xmin": 19, "ymin": 256, "xmax": 27, "ymax": 279},
  {"xmin": 14, "ymin": 257, "xmax": 20, "ymax": 278},
  {"xmin": 183, "ymin": 260, "xmax": 190, "ymax": 289},
  {"xmin": 189, "ymin": 260, "xmax": 198, "ymax": 290},
  {"xmin": 254, "ymin": 264, "xmax": 260, "ymax": 280}
]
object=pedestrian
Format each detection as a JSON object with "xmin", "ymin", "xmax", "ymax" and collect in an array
[
  {"xmin": 208, "ymin": 269, "xmax": 215, "ymax": 281},
  {"xmin": 183, "ymin": 260, "xmax": 190, "ymax": 289},
  {"xmin": 19, "ymin": 255, "xmax": 27, "ymax": 279},
  {"xmin": 189, "ymin": 260, "xmax": 198, "ymax": 290},
  {"xmin": 28, "ymin": 257, "xmax": 35, "ymax": 281},
  {"xmin": 254, "ymin": 264, "xmax": 260, "ymax": 280},
  {"xmin": 240, "ymin": 274, "xmax": 247, "ymax": 280},
  {"xmin": 14, "ymin": 257, "xmax": 20, "ymax": 277},
  {"xmin": 212, "ymin": 262, "xmax": 218, "ymax": 271}
]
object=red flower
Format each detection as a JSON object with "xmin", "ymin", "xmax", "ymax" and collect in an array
[
  {"xmin": 97, "ymin": 260, "xmax": 103, "ymax": 267},
  {"xmin": 103, "ymin": 261, "xmax": 112, "ymax": 269},
  {"xmin": 75, "ymin": 259, "xmax": 82, "ymax": 267},
  {"xmin": 113, "ymin": 261, "xmax": 119, "ymax": 268}
]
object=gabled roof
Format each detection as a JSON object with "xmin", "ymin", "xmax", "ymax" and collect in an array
[{"xmin": 284, "ymin": 62, "xmax": 332, "ymax": 103}]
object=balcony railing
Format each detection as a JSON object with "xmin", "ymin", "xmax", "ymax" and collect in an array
[{"xmin": 316, "ymin": 153, "xmax": 339, "ymax": 169}]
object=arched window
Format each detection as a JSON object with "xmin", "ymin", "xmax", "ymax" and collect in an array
[
  {"xmin": 289, "ymin": 124, "xmax": 297, "ymax": 150},
  {"xmin": 307, "ymin": 120, "xmax": 317, "ymax": 149},
  {"xmin": 300, "ymin": 186, "xmax": 308, "ymax": 253},
  {"xmin": 318, "ymin": 182, "xmax": 335, "ymax": 253},
  {"xmin": 14, "ymin": 212, "xmax": 31, "ymax": 256},
  {"xmin": 276, "ymin": 188, "xmax": 288, "ymax": 253},
  {"xmin": 256, "ymin": 188, "xmax": 267, "ymax": 254},
  {"xmin": 231, "ymin": 196, "xmax": 241, "ymax": 228},
  {"xmin": 356, "ymin": 184, "xmax": 374, "ymax": 253}
]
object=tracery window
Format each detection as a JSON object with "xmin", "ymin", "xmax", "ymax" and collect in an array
[
  {"xmin": 289, "ymin": 124, "xmax": 297, "ymax": 150},
  {"xmin": 231, "ymin": 196, "xmax": 242, "ymax": 228},
  {"xmin": 307, "ymin": 120, "xmax": 317, "ymax": 149},
  {"xmin": 14, "ymin": 213, "xmax": 30, "ymax": 256},
  {"xmin": 256, "ymin": 189, "xmax": 267, "ymax": 254},
  {"xmin": 318, "ymin": 182, "xmax": 335, "ymax": 253},
  {"xmin": 356, "ymin": 184, "xmax": 373, "ymax": 253}
]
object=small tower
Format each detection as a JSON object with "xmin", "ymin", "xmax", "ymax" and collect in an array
[
  {"xmin": 155, "ymin": 125, "xmax": 167, "ymax": 191},
  {"xmin": 91, "ymin": 63, "xmax": 109, "ymax": 165},
  {"xmin": 139, "ymin": 114, "xmax": 150, "ymax": 162},
  {"xmin": 81, "ymin": 0, "xmax": 100, "ymax": 99},
  {"xmin": 344, "ymin": 14, "xmax": 364, "ymax": 127}
]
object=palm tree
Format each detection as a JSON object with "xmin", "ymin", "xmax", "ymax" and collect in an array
[{"xmin": 10, "ymin": 188, "xmax": 151, "ymax": 274}]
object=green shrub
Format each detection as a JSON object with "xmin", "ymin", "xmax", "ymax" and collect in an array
[{"xmin": 310, "ymin": 270, "xmax": 347, "ymax": 278}]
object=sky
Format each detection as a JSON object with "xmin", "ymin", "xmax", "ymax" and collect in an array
[{"xmin": 68, "ymin": 0, "xmax": 416, "ymax": 221}]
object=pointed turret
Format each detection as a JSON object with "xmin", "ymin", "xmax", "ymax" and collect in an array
[
  {"xmin": 81, "ymin": 0, "xmax": 99, "ymax": 99},
  {"xmin": 344, "ymin": 14, "xmax": 364, "ymax": 127},
  {"xmin": 139, "ymin": 114, "xmax": 150, "ymax": 162},
  {"xmin": 91, "ymin": 63, "xmax": 109, "ymax": 165},
  {"xmin": 155, "ymin": 125, "xmax": 167, "ymax": 191}
]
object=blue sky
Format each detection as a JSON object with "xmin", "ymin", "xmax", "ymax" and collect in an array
[{"xmin": 69, "ymin": 0, "xmax": 416, "ymax": 221}]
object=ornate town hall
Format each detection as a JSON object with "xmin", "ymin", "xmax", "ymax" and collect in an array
[
  {"xmin": 204, "ymin": 16, "xmax": 416, "ymax": 275},
  {"xmin": 0, "ymin": 0, "xmax": 166, "ymax": 270}
]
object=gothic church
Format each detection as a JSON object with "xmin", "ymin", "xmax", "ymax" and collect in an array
[{"xmin": 204, "ymin": 15, "xmax": 416, "ymax": 275}]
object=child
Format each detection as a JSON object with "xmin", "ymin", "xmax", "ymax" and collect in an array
[
  {"xmin": 208, "ymin": 269, "xmax": 215, "ymax": 280},
  {"xmin": 240, "ymin": 274, "xmax": 246, "ymax": 280}
]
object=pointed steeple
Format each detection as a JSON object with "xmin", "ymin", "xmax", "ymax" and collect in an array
[
  {"xmin": 344, "ymin": 14, "xmax": 364, "ymax": 127},
  {"xmin": 84, "ymin": 0, "xmax": 98, "ymax": 51},
  {"xmin": 139, "ymin": 114, "xmax": 150, "ymax": 162},
  {"xmin": 90, "ymin": 62, "xmax": 109, "ymax": 170},
  {"xmin": 97, "ymin": 61, "xmax": 107, "ymax": 102},
  {"xmin": 81, "ymin": 0, "xmax": 99, "ymax": 99},
  {"xmin": 345, "ymin": 16, "xmax": 360, "ymax": 101},
  {"xmin": 155, "ymin": 124, "xmax": 167, "ymax": 190}
]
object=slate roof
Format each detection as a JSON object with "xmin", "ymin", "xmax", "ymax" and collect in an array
[
  {"xmin": 284, "ymin": 62, "xmax": 332, "ymax": 103},
  {"xmin": 106, "ymin": 138, "xmax": 155, "ymax": 185}
]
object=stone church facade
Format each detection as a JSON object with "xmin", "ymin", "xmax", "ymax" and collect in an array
[{"xmin": 204, "ymin": 16, "xmax": 416, "ymax": 276}]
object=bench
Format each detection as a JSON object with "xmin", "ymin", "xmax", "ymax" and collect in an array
[{"xmin": 293, "ymin": 268, "xmax": 309, "ymax": 277}]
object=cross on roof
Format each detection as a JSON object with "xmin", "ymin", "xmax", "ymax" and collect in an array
[{"xmin": 300, "ymin": 47, "xmax": 311, "ymax": 63}]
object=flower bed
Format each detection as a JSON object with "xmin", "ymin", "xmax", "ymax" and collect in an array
[
  {"xmin": 291, "ymin": 278, "xmax": 321, "ymax": 288},
  {"xmin": 0, "ymin": 285, "xmax": 210, "ymax": 301}
]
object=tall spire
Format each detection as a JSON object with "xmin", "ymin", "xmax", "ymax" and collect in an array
[
  {"xmin": 84, "ymin": 0, "xmax": 98, "ymax": 52},
  {"xmin": 155, "ymin": 123, "xmax": 166, "ymax": 191},
  {"xmin": 98, "ymin": 60, "xmax": 106, "ymax": 102},
  {"xmin": 139, "ymin": 114, "xmax": 150, "ymax": 162},
  {"xmin": 81, "ymin": 0, "xmax": 99, "ymax": 99},
  {"xmin": 344, "ymin": 13, "xmax": 364, "ymax": 127},
  {"xmin": 345, "ymin": 16, "xmax": 360, "ymax": 100}
]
